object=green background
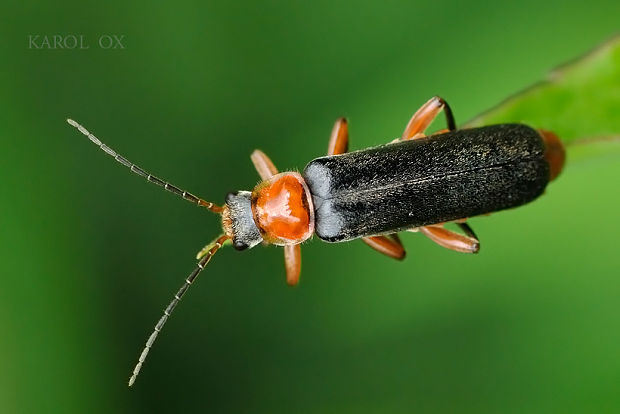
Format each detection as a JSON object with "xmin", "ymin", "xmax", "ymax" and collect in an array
[{"xmin": 1, "ymin": 1, "xmax": 619, "ymax": 413}]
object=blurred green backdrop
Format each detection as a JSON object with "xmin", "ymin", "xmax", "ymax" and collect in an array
[{"xmin": 1, "ymin": 1, "xmax": 619, "ymax": 413}]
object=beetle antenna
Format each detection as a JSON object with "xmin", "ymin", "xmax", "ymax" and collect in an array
[
  {"xmin": 66, "ymin": 118, "xmax": 224, "ymax": 213},
  {"xmin": 128, "ymin": 234, "xmax": 231, "ymax": 387}
]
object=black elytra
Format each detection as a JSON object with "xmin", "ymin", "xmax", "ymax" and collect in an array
[{"xmin": 303, "ymin": 124, "xmax": 550, "ymax": 242}]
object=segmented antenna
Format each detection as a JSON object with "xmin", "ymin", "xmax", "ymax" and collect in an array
[
  {"xmin": 128, "ymin": 234, "xmax": 231, "ymax": 387},
  {"xmin": 66, "ymin": 119, "xmax": 224, "ymax": 213}
]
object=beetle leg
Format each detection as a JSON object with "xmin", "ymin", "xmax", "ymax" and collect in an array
[
  {"xmin": 327, "ymin": 117, "xmax": 349, "ymax": 156},
  {"xmin": 361, "ymin": 234, "xmax": 406, "ymax": 260},
  {"xmin": 456, "ymin": 222, "xmax": 479, "ymax": 241},
  {"xmin": 418, "ymin": 223, "xmax": 480, "ymax": 253},
  {"xmin": 196, "ymin": 238, "xmax": 217, "ymax": 260},
  {"xmin": 401, "ymin": 96, "xmax": 456, "ymax": 140},
  {"xmin": 251, "ymin": 149, "xmax": 279, "ymax": 180},
  {"xmin": 284, "ymin": 244, "xmax": 302, "ymax": 286}
]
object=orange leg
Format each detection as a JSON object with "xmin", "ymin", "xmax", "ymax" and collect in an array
[
  {"xmin": 284, "ymin": 244, "xmax": 301, "ymax": 286},
  {"xmin": 361, "ymin": 234, "xmax": 406, "ymax": 260},
  {"xmin": 401, "ymin": 96, "xmax": 456, "ymax": 141},
  {"xmin": 251, "ymin": 149, "xmax": 278, "ymax": 180},
  {"xmin": 327, "ymin": 117, "xmax": 349, "ymax": 155},
  {"xmin": 250, "ymin": 150, "xmax": 303, "ymax": 284},
  {"xmin": 326, "ymin": 118, "xmax": 349, "ymax": 156},
  {"xmin": 326, "ymin": 118, "xmax": 407, "ymax": 260},
  {"xmin": 417, "ymin": 222, "xmax": 480, "ymax": 254}
]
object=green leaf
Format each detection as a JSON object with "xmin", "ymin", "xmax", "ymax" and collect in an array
[{"xmin": 466, "ymin": 35, "xmax": 620, "ymax": 157}]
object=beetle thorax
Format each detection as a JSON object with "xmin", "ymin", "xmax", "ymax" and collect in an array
[{"xmin": 251, "ymin": 172, "xmax": 314, "ymax": 246}]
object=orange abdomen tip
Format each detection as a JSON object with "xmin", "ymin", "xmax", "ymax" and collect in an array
[
  {"xmin": 251, "ymin": 172, "xmax": 314, "ymax": 245},
  {"xmin": 539, "ymin": 129, "xmax": 565, "ymax": 181}
]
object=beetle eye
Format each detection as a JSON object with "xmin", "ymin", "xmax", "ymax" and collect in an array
[
  {"xmin": 225, "ymin": 191, "xmax": 239, "ymax": 202},
  {"xmin": 233, "ymin": 240, "xmax": 248, "ymax": 250}
]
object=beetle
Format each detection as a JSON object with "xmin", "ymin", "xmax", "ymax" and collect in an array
[{"xmin": 67, "ymin": 96, "xmax": 565, "ymax": 386}]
